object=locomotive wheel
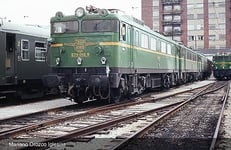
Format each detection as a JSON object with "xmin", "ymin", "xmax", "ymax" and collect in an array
[
  {"xmin": 70, "ymin": 87, "xmax": 85, "ymax": 104},
  {"xmin": 110, "ymin": 88, "xmax": 123, "ymax": 103},
  {"xmin": 163, "ymin": 75, "xmax": 170, "ymax": 89}
]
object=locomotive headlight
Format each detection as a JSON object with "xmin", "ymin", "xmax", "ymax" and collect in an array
[
  {"xmin": 77, "ymin": 57, "xmax": 82, "ymax": 65},
  {"xmin": 56, "ymin": 57, "xmax": 61, "ymax": 66},
  {"xmin": 101, "ymin": 57, "xmax": 107, "ymax": 65},
  {"xmin": 75, "ymin": 7, "xmax": 85, "ymax": 17}
]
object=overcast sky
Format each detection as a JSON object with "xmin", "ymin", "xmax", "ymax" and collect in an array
[{"xmin": 0, "ymin": 0, "xmax": 141, "ymax": 25}]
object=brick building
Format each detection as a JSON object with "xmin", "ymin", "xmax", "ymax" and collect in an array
[{"xmin": 141, "ymin": 0, "xmax": 231, "ymax": 56}]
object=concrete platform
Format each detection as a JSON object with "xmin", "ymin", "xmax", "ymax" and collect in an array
[{"xmin": 0, "ymin": 98, "xmax": 76, "ymax": 120}]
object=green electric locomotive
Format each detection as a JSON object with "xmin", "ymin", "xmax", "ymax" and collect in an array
[
  {"xmin": 213, "ymin": 53, "xmax": 231, "ymax": 80},
  {"xmin": 47, "ymin": 6, "xmax": 211, "ymax": 103}
]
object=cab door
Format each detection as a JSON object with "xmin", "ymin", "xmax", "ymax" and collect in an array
[
  {"xmin": 128, "ymin": 26, "xmax": 134, "ymax": 73},
  {"xmin": 120, "ymin": 22, "xmax": 134, "ymax": 73},
  {"xmin": 5, "ymin": 33, "xmax": 16, "ymax": 84}
]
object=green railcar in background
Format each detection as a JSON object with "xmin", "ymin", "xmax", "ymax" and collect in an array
[
  {"xmin": 46, "ymin": 6, "xmax": 211, "ymax": 103},
  {"xmin": 213, "ymin": 53, "xmax": 231, "ymax": 80}
]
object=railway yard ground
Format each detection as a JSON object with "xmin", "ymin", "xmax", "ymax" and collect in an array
[
  {"xmin": 1, "ymin": 78, "xmax": 231, "ymax": 150},
  {"xmin": 0, "ymin": 80, "xmax": 213, "ymax": 121}
]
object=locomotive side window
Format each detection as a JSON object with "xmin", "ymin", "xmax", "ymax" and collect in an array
[
  {"xmin": 51, "ymin": 21, "xmax": 78, "ymax": 34},
  {"xmin": 161, "ymin": 41, "xmax": 167, "ymax": 53},
  {"xmin": 21, "ymin": 39, "xmax": 30, "ymax": 61},
  {"xmin": 150, "ymin": 37, "xmax": 156, "ymax": 51},
  {"xmin": 167, "ymin": 44, "xmax": 172, "ymax": 55},
  {"xmin": 35, "ymin": 41, "xmax": 47, "ymax": 62},
  {"xmin": 141, "ymin": 33, "xmax": 149, "ymax": 49},
  {"xmin": 134, "ymin": 30, "xmax": 139, "ymax": 46}
]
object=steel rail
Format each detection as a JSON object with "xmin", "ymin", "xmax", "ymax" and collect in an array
[
  {"xmin": 209, "ymin": 81, "xmax": 230, "ymax": 150},
  {"xmin": 112, "ymin": 81, "xmax": 228, "ymax": 150},
  {"xmin": 22, "ymin": 101, "xmax": 184, "ymax": 150},
  {"xmin": 0, "ymin": 83, "xmax": 210, "ymax": 139}
]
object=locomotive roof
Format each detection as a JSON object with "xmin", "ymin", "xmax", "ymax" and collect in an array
[
  {"xmin": 0, "ymin": 21, "xmax": 49, "ymax": 38},
  {"xmin": 51, "ymin": 7, "xmax": 206, "ymax": 58}
]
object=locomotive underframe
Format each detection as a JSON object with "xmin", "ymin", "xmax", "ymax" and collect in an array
[
  {"xmin": 52, "ymin": 67, "xmax": 204, "ymax": 103},
  {"xmin": 213, "ymin": 69, "xmax": 231, "ymax": 80}
]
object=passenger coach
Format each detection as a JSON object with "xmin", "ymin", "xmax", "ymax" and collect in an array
[{"xmin": 0, "ymin": 21, "xmax": 52, "ymax": 99}]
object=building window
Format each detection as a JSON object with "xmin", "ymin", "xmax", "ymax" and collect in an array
[
  {"xmin": 35, "ymin": 41, "xmax": 47, "ymax": 62},
  {"xmin": 219, "ymin": 34, "xmax": 225, "ymax": 40},
  {"xmin": 164, "ymin": 5, "xmax": 172, "ymax": 12},
  {"xmin": 219, "ymin": 13, "xmax": 225, "ymax": 18},
  {"xmin": 209, "ymin": 13, "xmax": 216, "ymax": 19},
  {"xmin": 187, "ymin": 4, "xmax": 194, "ymax": 9},
  {"xmin": 164, "ymin": 26, "xmax": 172, "ymax": 32},
  {"xmin": 196, "ymin": 24, "xmax": 203, "ymax": 30},
  {"xmin": 173, "ymin": 15, "xmax": 181, "ymax": 21},
  {"xmin": 188, "ymin": 35, "xmax": 195, "ymax": 41},
  {"xmin": 173, "ymin": 36, "xmax": 181, "ymax": 42},
  {"xmin": 198, "ymin": 35, "xmax": 204, "ymax": 40},
  {"xmin": 21, "ymin": 39, "xmax": 29, "ymax": 61},
  {"xmin": 219, "ymin": 2, "xmax": 225, "ymax": 7},
  {"xmin": 153, "ymin": 16, "xmax": 159, "ymax": 21},
  {"xmin": 209, "ymin": 35, "xmax": 216, "ymax": 41},
  {"xmin": 187, "ymin": 14, "xmax": 194, "ymax": 20},
  {"xmin": 197, "ymin": 14, "xmax": 204, "ymax": 19},
  {"xmin": 164, "ymin": 15, "xmax": 172, "ymax": 21},
  {"xmin": 173, "ymin": 5, "xmax": 181, "ymax": 11},
  {"xmin": 218, "ymin": 24, "xmax": 225, "ymax": 30},
  {"xmin": 209, "ymin": 24, "xmax": 216, "ymax": 30},
  {"xmin": 173, "ymin": 26, "xmax": 181, "ymax": 32},
  {"xmin": 188, "ymin": 24, "xmax": 195, "ymax": 30},
  {"xmin": 195, "ymin": 3, "xmax": 203, "ymax": 8}
]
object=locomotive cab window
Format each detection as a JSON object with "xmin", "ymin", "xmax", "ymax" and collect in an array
[
  {"xmin": 35, "ymin": 42, "xmax": 47, "ymax": 62},
  {"xmin": 51, "ymin": 21, "xmax": 78, "ymax": 34},
  {"xmin": 82, "ymin": 20, "xmax": 119, "ymax": 33},
  {"xmin": 21, "ymin": 39, "xmax": 30, "ymax": 61}
]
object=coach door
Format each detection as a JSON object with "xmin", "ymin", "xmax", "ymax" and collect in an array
[{"xmin": 5, "ymin": 33, "xmax": 16, "ymax": 84}]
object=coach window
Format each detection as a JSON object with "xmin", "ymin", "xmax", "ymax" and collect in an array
[
  {"xmin": 35, "ymin": 42, "xmax": 47, "ymax": 62},
  {"xmin": 21, "ymin": 39, "xmax": 29, "ymax": 61}
]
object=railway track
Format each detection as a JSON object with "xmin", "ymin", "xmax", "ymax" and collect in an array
[
  {"xmin": 117, "ymin": 81, "xmax": 229, "ymax": 150},
  {"xmin": 0, "ymin": 82, "xmax": 216, "ymax": 149}
]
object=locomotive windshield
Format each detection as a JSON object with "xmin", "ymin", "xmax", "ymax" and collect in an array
[
  {"xmin": 213, "ymin": 55, "xmax": 231, "ymax": 61},
  {"xmin": 82, "ymin": 20, "xmax": 119, "ymax": 32},
  {"xmin": 51, "ymin": 21, "xmax": 78, "ymax": 34}
]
